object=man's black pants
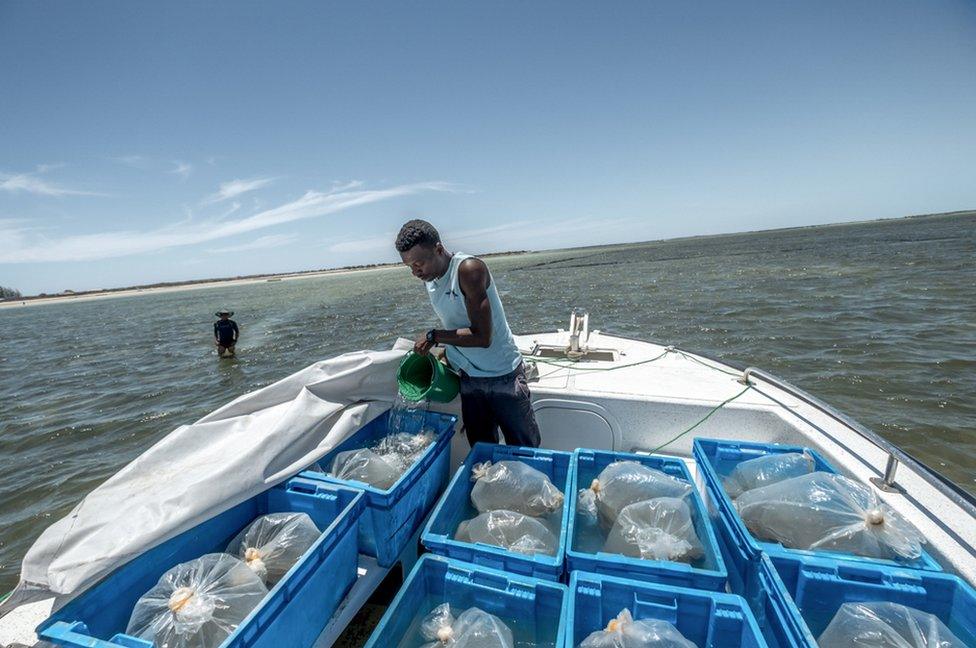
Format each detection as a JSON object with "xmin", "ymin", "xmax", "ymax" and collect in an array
[{"xmin": 459, "ymin": 362, "xmax": 541, "ymax": 448}]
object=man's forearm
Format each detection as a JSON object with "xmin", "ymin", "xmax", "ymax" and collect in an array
[{"xmin": 434, "ymin": 328, "xmax": 491, "ymax": 348}]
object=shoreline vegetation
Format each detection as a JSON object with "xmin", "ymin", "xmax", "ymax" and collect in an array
[
  {"xmin": 0, "ymin": 251, "xmax": 533, "ymax": 309},
  {"xmin": 2, "ymin": 209, "xmax": 971, "ymax": 309}
]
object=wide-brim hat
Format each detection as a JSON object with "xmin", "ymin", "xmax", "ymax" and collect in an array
[{"xmin": 215, "ymin": 310, "xmax": 234, "ymax": 316}]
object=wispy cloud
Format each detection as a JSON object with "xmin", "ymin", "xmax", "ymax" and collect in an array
[
  {"xmin": 169, "ymin": 161, "xmax": 193, "ymax": 180},
  {"xmin": 203, "ymin": 177, "xmax": 276, "ymax": 204},
  {"xmin": 0, "ymin": 169, "xmax": 106, "ymax": 197},
  {"xmin": 0, "ymin": 181, "xmax": 459, "ymax": 263},
  {"xmin": 210, "ymin": 233, "xmax": 299, "ymax": 253}
]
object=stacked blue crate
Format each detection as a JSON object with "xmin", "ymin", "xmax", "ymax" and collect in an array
[
  {"xmin": 692, "ymin": 438, "xmax": 941, "ymax": 595},
  {"xmin": 37, "ymin": 478, "xmax": 363, "ymax": 648},
  {"xmin": 566, "ymin": 571, "xmax": 769, "ymax": 647},
  {"xmin": 422, "ymin": 443, "xmax": 572, "ymax": 581},
  {"xmin": 301, "ymin": 407, "xmax": 457, "ymax": 567},
  {"xmin": 752, "ymin": 553, "xmax": 976, "ymax": 648},
  {"xmin": 364, "ymin": 554, "xmax": 568, "ymax": 647},
  {"xmin": 566, "ymin": 448, "xmax": 728, "ymax": 591}
]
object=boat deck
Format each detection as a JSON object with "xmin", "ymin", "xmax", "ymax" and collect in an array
[{"xmin": 2, "ymin": 328, "xmax": 973, "ymax": 647}]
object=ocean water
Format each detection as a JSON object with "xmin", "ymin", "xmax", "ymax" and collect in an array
[{"xmin": 1, "ymin": 213, "xmax": 974, "ymax": 593}]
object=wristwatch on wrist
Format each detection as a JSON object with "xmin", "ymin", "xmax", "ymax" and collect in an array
[{"xmin": 426, "ymin": 329, "xmax": 437, "ymax": 345}]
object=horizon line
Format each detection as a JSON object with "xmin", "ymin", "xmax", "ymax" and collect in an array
[{"xmin": 5, "ymin": 207, "xmax": 973, "ymax": 301}]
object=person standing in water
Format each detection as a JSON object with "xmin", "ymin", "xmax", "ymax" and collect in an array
[
  {"xmin": 213, "ymin": 310, "xmax": 239, "ymax": 357},
  {"xmin": 396, "ymin": 219, "xmax": 541, "ymax": 448}
]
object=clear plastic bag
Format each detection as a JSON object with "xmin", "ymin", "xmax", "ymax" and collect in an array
[
  {"xmin": 818, "ymin": 601, "xmax": 966, "ymax": 648},
  {"xmin": 226, "ymin": 512, "xmax": 321, "ymax": 585},
  {"xmin": 734, "ymin": 472, "xmax": 925, "ymax": 560},
  {"xmin": 328, "ymin": 429, "xmax": 435, "ymax": 489},
  {"xmin": 419, "ymin": 603, "xmax": 514, "ymax": 648},
  {"xmin": 604, "ymin": 497, "xmax": 704, "ymax": 563},
  {"xmin": 577, "ymin": 461, "xmax": 692, "ymax": 529},
  {"xmin": 470, "ymin": 461, "xmax": 564, "ymax": 517},
  {"xmin": 126, "ymin": 553, "xmax": 268, "ymax": 648},
  {"xmin": 722, "ymin": 451, "xmax": 816, "ymax": 499},
  {"xmin": 579, "ymin": 608, "xmax": 696, "ymax": 648},
  {"xmin": 455, "ymin": 510, "xmax": 558, "ymax": 556},
  {"xmin": 330, "ymin": 448, "xmax": 402, "ymax": 490}
]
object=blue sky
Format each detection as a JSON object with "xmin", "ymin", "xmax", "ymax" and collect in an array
[{"xmin": 2, "ymin": 1, "xmax": 976, "ymax": 294}]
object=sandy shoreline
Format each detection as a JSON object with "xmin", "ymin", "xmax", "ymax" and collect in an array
[
  {"xmin": 0, "ymin": 265, "xmax": 401, "ymax": 309},
  {"xmin": 5, "ymin": 210, "xmax": 971, "ymax": 310}
]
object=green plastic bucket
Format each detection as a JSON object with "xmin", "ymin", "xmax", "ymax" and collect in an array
[{"xmin": 397, "ymin": 352, "xmax": 460, "ymax": 402}]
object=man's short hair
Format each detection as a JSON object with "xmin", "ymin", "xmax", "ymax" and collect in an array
[{"xmin": 395, "ymin": 219, "xmax": 440, "ymax": 252}]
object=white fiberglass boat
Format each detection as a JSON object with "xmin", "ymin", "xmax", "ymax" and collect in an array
[{"xmin": 1, "ymin": 310, "xmax": 974, "ymax": 647}]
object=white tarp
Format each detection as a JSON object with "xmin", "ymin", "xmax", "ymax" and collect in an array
[{"xmin": 2, "ymin": 346, "xmax": 408, "ymax": 615}]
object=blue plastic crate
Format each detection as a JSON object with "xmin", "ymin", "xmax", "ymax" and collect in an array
[
  {"xmin": 364, "ymin": 554, "xmax": 569, "ymax": 648},
  {"xmin": 300, "ymin": 407, "xmax": 457, "ymax": 567},
  {"xmin": 692, "ymin": 437, "xmax": 942, "ymax": 589},
  {"xmin": 37, "ymin": 477, "xmax": 363, "ymax": 648},
  {"xmin": 422, "ymin": 443, "xmax": 572, "ymax": 581},
  {"xmin": 752, "ymin": 553, "xmax": 976, "ymax": 648},
  {"xmin": 566, "ymin": 448, "xmax": 728, "ymax": 591},
  {"xmin": 566, "ymin": 571, "xmax": 769, "ymax": 648},
  {"xmin": 711, "ymin": 497, "xmax": 801, "ymax": 646}
]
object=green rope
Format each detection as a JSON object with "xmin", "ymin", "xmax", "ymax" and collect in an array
[
  {"xmin": 646, "ymin": 385, "xmax": 752, "ymax": 453},
  {"xmin": 673, "ymin": 349, "xmax": 742, "ymax": 377}
]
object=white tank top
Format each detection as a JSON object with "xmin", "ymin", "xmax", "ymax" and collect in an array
[{"xmin": 426, "ymin": 252, "xmax": 522, "ymax": 377}]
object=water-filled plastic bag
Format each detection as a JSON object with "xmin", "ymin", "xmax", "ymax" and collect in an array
[
  {"xmin": 419, "ymin": 603, "xmax": 514, "ymax": 648},
  {"xmin": 818, "ymin": 601, "xmax": 966, "ymax": 648},
  {"xmin": 604, "ymin": 497, "xmax": 704, "ymax": 563},
  {"xmin": 722, "ymin": 451, "xmax": 815, "ymax": 499},
  {"xmin": 125, "ymin": 553, "xmax": 268, "ymax": 648},
  {"xmin": 226, "ymin": 512, "xmax": 320, "ymax": 585},
  {"xmin": 577, "ymin": 461, "xmax": 692, "ymax": 528},
  {"xmin": 470, "ymin": 460, "xmax": 564, "ymax": 517},
  {"xmin": 330, "ymin": 448, "xmax": 401, "ymax": 490},
  {"xmin": 734, "ymin": 472, "xmax": 924, "ymax": 560},
  {"xmin": 455, "ymin": 510, "xmax": 558, "ymax": 556},
  {"xmin": 579, "ymin": 608, "xmax": 696, "ymax": 648},
  {"xmin": 328, "ymin": 429, "xmax": 435, "ymax": 489}
]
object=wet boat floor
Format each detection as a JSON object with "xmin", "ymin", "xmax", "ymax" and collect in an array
[{"xmin": 333, "ymin": 563, "xmax": 406, "ymax": 648}]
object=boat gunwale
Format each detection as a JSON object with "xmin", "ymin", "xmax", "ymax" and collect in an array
[{"xmin": 519, "ymin": 328, "xmax": 976, "ymax": 517}]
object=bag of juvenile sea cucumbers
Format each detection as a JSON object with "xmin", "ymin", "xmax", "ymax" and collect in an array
[
  {"xmin": 125, "ymin": 553, "xmax": 268, "ymax": 648},
  {"xmin": 226, "ymin": 512, "xmax": 321, "ymax": 585},
  {"xmin": 722, "ymin": 451, "xmax": 816, "ymax": 499},
  {"xmin": 419, "ymin": 603, "xmax": 514, "ymax": 648},
  {"xmin": 577, "ymin": 461, "xmax": 692, "ymax": 529},
  {"xmin": 818, "ymin": 601, "xmax": 966, "ymax": 648},
  {"xmin": 603, "ymin": 497, "xmax": 704, "ymax": 563},
  {"xmin": 455, "ymin": 509, "xmax": 558, "ymax": 556},
  {"xmin": 579, "ymin": 608, "xmax": 696, "ymax": 648},
  {"xmin": 470, "ymin": 460, "xmax": 564, "ymax": 517},
  {"xmin": 734, "ymin": 472, "xmax": 925, "ymax": 560}
]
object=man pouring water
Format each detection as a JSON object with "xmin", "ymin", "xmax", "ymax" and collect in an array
[{"xmin": 396, "ymin": 219, "xmax": 541, "ymax": 448}]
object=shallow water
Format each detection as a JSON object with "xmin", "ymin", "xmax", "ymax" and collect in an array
[{"xmin": 1, "ymin": 213, "xmax": 974, "ymax": 592}]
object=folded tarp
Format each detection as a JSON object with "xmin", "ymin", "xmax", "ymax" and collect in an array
[{"xmin": 2, "ymin": 346, "xmax": 409, "ymax": 614}]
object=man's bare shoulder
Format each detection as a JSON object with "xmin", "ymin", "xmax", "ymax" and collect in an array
[
  {"xmin": 458, "ymin": 256, "xmax": 488, "ymax": 274},
  {"xmin": 458, "ymin": 257, "xmax": 490, "ymax": 293}
]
